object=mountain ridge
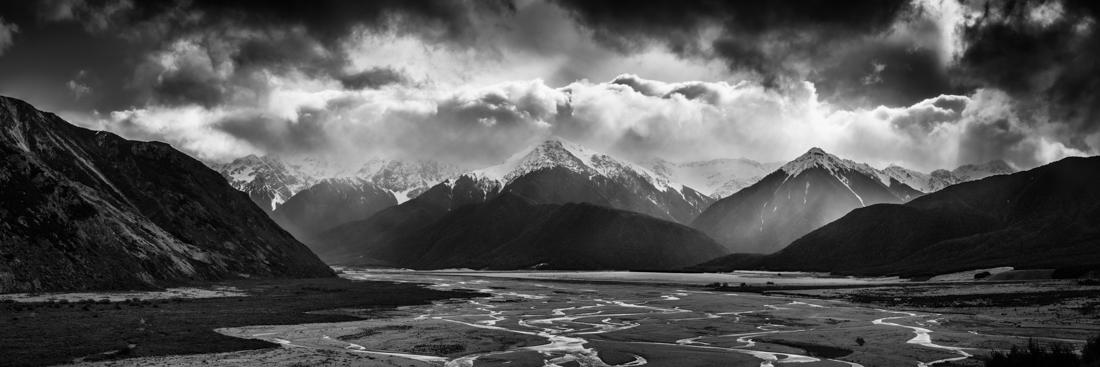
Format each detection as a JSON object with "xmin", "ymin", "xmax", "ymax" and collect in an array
[
  {"xmin": 692, "ymin": 147, "xmax": 923, "ymax": 254},
  {"xmin": 881, "ymin": 159, "xmax": 1016, "ymax": 193},
  {"xmin": 638, "ymin": 156, "xmax": 782, "ymax": 199},
  {"xmin": 0, "ymin": 96, "xmax": 334, "ymax": 292},
  {"xmin": 697, "ymin": 155, "xmax": 1100, "ymax": 276},
  {"xmin": 210, "ymin": 155, "xmax": 461, "ymax": 212},
  {"xmin": 315, "ymin": 192, "xmax": 729, "ymax": 270}
]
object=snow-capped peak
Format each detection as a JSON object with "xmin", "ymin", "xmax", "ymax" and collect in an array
[
  {"xmin": 211, "ymin": 153, "xmax": 461, "ymax": 209},
  {"xmin": 467, "ymin": 138, "xmax": 683, "ymax": 192},
  {"xmin": 881, "ymin": 160, "xmax": 1017, "ymax": 193},
  {"xmin": 781, "ymin": 148, "xmax": 888, "ymax": 185}
]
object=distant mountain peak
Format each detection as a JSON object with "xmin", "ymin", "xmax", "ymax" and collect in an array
[
  {"xmin": 212, "ymin": 153, "xmax": 461, "ymax": 211},
  {"xmin": 468, "ymin": 138, "xmax": 682, "ymax": 192},
  {"xmin": 930, "ymin": 169, "xmax": 954, "ymax": 177},
  {"xmin": 781, "ymin": 147, "xmax": 881, "ymax": 182},
  {"xmin": 693, "ymin": 146, "xmax": 921, "ymax": 255},
  {"xmin": 881, "ymin": 159, "xmax": 1018, "ymax": 194},
  {"xmin": 951, "ymin": 159, "xmax": 1018, "ymax": 181},
  {"xmin": 636, "ymin": 156, "xmax": 779, "ymax": 199},
  {"xmin": 956, "ymin": 159, "xmax": 1014, "ymax": 174}
]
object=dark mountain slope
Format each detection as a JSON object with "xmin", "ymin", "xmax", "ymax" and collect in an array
[
  {"xmin": 315, "ymin": 193, "xmax": 728, "ymax": 270},
  {"xmin": 270, "ymin": 178, "xmax": 397, "ymax": 240},
  {"xmin": 692, "ymin": 148, "xmax": 917, "ymax": 254},
  {"xmin": 386, "ymin": 194, "xmax": 560, "ymax": 268},
  {"xmin": 306, "ymin": 174, "xmax": 499, "ymax": 263},
  {"xmin": 503, "ymin": 166, "xmax": 713, "ymax": 225},
  {"xmin": 0, "ymin": 96, "xmax": 333, "ymax": 292},
  {"xmin": 479, "ymin": 200, "xmax": 727, "ymax": 270},
  {"xmin": 714, "ymin": 156, "xmax": 1100, "ymax": 276}
]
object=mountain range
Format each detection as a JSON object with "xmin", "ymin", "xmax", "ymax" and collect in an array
[
  {"xmin": 318, "ymin": 193, "xmax": 728, "ymax": 270},
  {"xmin": 210, "ymin": 155, "xmax": 462, "ymax": 213},
  {"xmin": 882, "ymin": 160, "xmax": 1016, "ymax": 193},
  {"xmin": 210, "ymin": 155, "xmax": 463, "ymax": 240},
  {"xmin": 695, "ymin": 155, "xmax": 1100, "ymax": 276},
  {"xmin": 0, "ymin": 96, "xmax": 333, "ymax": 292},
  {"xmin": 306, "ymin": 138, "xmax": 721, "ymax": 269},
  {"xmin": 692, "ymin": 148, "xmax": 925, "ymax": 254}
]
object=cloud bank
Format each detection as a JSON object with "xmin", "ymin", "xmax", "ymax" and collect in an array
[
  {"xmin": 85, "ymin": 74, "xmax": 1089, "ymax": 172},
  {"xmin": 0, "ymin": 0, "xmax": 1095, "ymax": 173}
]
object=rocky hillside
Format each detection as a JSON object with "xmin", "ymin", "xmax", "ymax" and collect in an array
[{"xmin": 0, "ymin": 96, "xmax": 334, "ymax": 293}]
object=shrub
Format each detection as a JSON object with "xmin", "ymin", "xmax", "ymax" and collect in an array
[
  {"xmin": 985, "ymin": 334, "xmax": 1100, "ymax": 367},
  {"xmin": 856, "ymin": 337, "xmax": 865, "ymax": 346},
  {"xmin": 1084, "ymin": 333, "xmax": 1100, "ymax": 365}
]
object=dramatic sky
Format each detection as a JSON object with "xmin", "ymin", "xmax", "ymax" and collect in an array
[{"xmin": 1, "ymin": 0, "xmax": 1097, "ymax": 172}]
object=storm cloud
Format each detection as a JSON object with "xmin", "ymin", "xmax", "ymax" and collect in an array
[
  {"xmin": 0, "ymin": 0, "xmax": 1096, "ymax": 173},
  {"xmin": 954, "ymin": 0, "xmax": 1100, "ymax": 150}
]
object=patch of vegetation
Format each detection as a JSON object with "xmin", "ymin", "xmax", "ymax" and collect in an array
[
  {"xmin": 846, "ymin": 289, "xmax": 1100, "ymax": 308},
  {"xmin": 0, "ymin": 278, "xmax": 483, "ymax": 367},
  {"xmin": 984, "ymin": 333, "xmax": 1100, "ymax": 367},
  {"xmin": 759, "ymin": 339, "xmax": 853, "ymax": 358},
  {"xmin": 856, "ymin": 337, "xmax": 865, "ymax": 346},
  {"xmin": 335, "ymin": 325, "xmax": 414, "ymax": 341},
  {"xmin": 1077, "ymin": 301, "xmax": 1100, "ymax": 315},
  {"xmin": 410, "ymin": 344, "xmax": 465, "ymax": 355}
]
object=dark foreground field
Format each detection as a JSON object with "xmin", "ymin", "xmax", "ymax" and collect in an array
[{"xmin": 0, "ymin": 278, "xmax": 483, "ymax": 367}]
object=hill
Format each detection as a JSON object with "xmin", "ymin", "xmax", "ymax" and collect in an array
[{"xmin": 0, "ymin": 96, "xmax": 333, "ymax": 292}]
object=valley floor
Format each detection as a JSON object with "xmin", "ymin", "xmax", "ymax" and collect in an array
[
  {"xmin": 13, "ymin": 270, "xmax": 1093, "ymax": 367},
  {"xmin": 0, "ymin": 278, "xmax": 481, "ymax": 367}
]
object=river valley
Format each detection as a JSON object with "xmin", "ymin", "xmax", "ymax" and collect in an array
[{"xmin": 63, "ymin": 270, "xmax": 1099, "ymax": 367}]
